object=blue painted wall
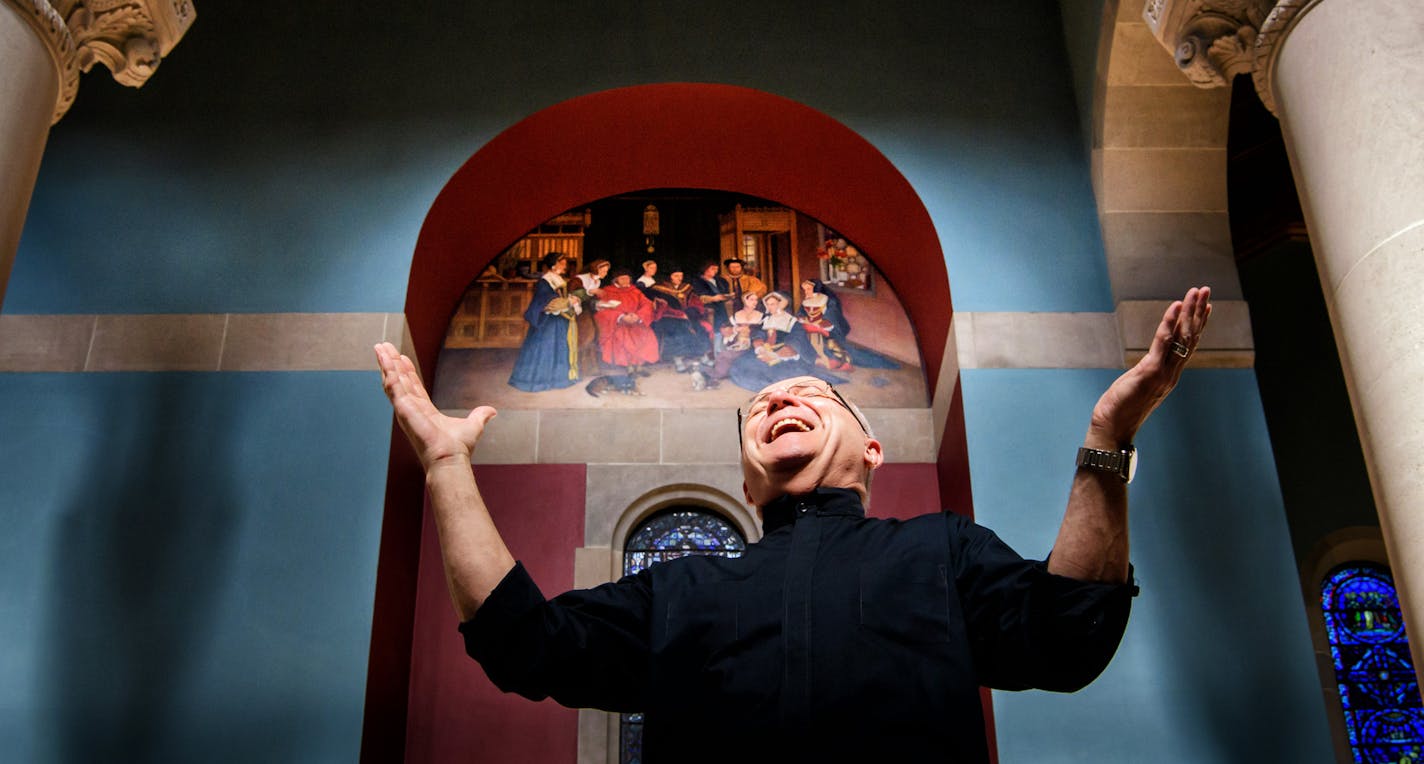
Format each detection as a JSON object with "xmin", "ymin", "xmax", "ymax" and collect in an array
[
  {"xmin": 7, "ymin": 1, "xmax": 1109, "ymax": 315},
  {"xmin": 0, "ymin": 373, "xmax": 390, "ymax": 761},
  {"xmin": 963, "ymin": 368, "xmax": 1332, "ymax": 762}
]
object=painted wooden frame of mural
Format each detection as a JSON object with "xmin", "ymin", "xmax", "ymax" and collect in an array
[{"xmin": 432, "ymin": 190, "xmax": 926, "ymax": 411}]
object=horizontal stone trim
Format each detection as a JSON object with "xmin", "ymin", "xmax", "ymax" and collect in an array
[
  {"xmin": 954, "ymin": 303, "xmax": 1253, "ymax": 370},
  {"xmin": 454, "ymin": 407, "xmax": 939, "ymax": 466},
  {"xmin": 955, "ymin": 311, "xmax": 1122, "ymax": 369},
  {"xmin": 0, "ymin": 309, "xmax": 1253, "ymax": 373},
  {"xmin": 0, "ymin": 312, "xmax": 413, "ymax": 372}
]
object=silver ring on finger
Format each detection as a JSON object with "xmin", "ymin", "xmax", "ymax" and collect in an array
[{"xmin": 1169, "ymin": 339, "xmax": 1191, "ymax": 359}]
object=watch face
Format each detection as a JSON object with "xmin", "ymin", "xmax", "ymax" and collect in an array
[{"xmin": 1124, "ymin": 446, "xmax": 1138, "ymax": 484}]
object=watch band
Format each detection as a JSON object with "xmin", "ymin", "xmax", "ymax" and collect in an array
[{"xmin": 1076, "ymin": 445, "xmax": 1135, "ymax": 483}]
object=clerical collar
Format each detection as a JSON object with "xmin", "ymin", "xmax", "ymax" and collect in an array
[{"xmin": 761, "ymin": 487, "xmax": 866, "ymax": 533}]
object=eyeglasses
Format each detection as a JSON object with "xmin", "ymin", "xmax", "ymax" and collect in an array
[{"xmin": 737, "ymin": 381, "xmax": 869, "ymax": 444}]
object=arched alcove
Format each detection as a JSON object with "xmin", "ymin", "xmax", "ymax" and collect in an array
[{"xmin": 364, "ymin": 83, "xmax": 962, "ymax": 762}]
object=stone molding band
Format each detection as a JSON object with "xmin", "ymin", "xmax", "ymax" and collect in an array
[
  {"xmin": 1, "ymin": 0, "xmax": 195, "ymax": 123},
  {"xmin": 0, "ymin": 306, "xmax": 1254, "ymax": 374},
  {"xmin": 1142, "ymin": 0, "xmax": 1325, "ymax": 115},
  {"xmin": 0, "ymin": 312, "xmax": 414, "ymax": 372}
]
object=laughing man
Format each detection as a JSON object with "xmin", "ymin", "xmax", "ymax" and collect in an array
[{"xmin": 375, "ymin": 286, "xmax": 1213, "ymax": 762}]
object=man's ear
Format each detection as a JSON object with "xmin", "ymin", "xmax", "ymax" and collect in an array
[{"xmin": 863, "ymin": 438, "xmax": 884, "ymax": 471}]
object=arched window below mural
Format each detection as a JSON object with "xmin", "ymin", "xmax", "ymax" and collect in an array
[
  {"xmin": 1322, "ymin": 562, "xmax": 1424, "ymax": 762},
  {"xmin": 619, "ymin": 506, "xmax": 746, "ymax": 764}
]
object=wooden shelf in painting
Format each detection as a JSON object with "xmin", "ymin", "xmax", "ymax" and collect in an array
[
  {"xmin": 446, "ymin": 208, "xmax": 591, "ymax": 350},
  {"xmin": 445, "ymin": 279, "xmax": 537, "ymax": 349}
]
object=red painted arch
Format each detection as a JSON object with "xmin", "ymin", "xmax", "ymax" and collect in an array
[
  {"xmin": 405, "ymin": 83, "xmax": 951, "ymax": 386},
  {"xmin": 362, "ymin": 82, "xmax": 965, "ymax": 761}
]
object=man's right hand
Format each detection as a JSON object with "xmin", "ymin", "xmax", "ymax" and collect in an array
[
  {"xmin": 376, "ymin": 342, "xmax": 496, "ymax": 472},
  {"xmin": 376, "ymin": 342, "xmax": 514, "ymax": 619}
]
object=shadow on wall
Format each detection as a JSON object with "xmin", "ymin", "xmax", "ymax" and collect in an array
[{"xmin": 38, "ymin": 376, "xmax": 249, "ymax": 761}]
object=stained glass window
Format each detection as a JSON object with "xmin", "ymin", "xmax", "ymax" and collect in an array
[
  {"xmin": 1323, "ymin": 563, "xmax": 1424, "ymax": 763},
  {"xmin": 620, "ymin": 507, "xmax": 745, "ymax": 764}
]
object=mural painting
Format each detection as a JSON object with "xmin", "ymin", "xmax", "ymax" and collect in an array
[{"xmin": 432, "ymin": 191, "xmax": 927, "ymax": 412}]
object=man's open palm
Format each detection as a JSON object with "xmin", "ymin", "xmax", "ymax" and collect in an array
[
  {"xmin": 1091, "ymin": 286, "xmax": 1212, "ymax": 444},
  {"xmin": 376, "ymin": 342, "xmax": 496, "ymax": 470}
]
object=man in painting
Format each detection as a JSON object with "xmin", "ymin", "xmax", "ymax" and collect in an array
[
  {"xmin": 690, "ymin": 261, "xmax": 733, "ymax": 334},
  {"xmin": 723, "ymin": 258, "xmax": 766, "ymax": 314},
  {"xmin": 591, "ymin": 270, "xmax": 659, "ymax": 376},
  {"xmin": 507, "ymin": 252, "xmax": 581, "ymax": 392},
  {"xmin": 376, "ymin": 287, "xmax": 1212, "ymax": 762},
  {"xmin": 648, "ymin": 269, "xmax": 713, "ymax": 373}
]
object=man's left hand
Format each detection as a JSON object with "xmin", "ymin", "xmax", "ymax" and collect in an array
[{"xmin": 1089, "ymin": 286, "xmax": 1212, "ymax": 446}]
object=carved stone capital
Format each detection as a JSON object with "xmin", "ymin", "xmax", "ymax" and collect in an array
[
  {"xmin": 1143, "ymin": 0, "xmax": 1276, "ymax": 88},
  {"xmin": 1251, "ymin": 0, "xmax": 1324, "ymax": 114},
  {"xmin": 1143, "ymin": 0, "xmax": 1329, "ymax": 115},
  {"xmin": 2, "ymin": 0, "xmax": 194, "ymax": 124}
]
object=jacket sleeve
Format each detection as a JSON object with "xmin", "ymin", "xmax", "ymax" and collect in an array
[
  {"xmin": 459, "ymin": 561, "xmax": 652, "ymax": 712},
  {"xmin": 947, "ymin": 515, "xmax": 1138, "ymax": 692}
]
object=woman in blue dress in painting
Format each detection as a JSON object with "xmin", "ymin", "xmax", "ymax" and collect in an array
[
  {"xmin": 508, "ymin": 252, "xmax": 582, "ymax": 392},
  {"xmin": 798, "ymin": 279, "xmax": 851, "ymax": 336},
  {"xmin": 797, "ymin": 278, "xmax": 900, "ymax": 371}
]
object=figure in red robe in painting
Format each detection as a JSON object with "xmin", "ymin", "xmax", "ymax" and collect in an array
[{"xmin": 593, "ymin": 271, "xmax": 660, "ymax": 374}]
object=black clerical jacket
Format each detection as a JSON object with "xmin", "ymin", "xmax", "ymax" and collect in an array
[{"xmin": 463, "ymin": 487, "xmax": 1136, "ymax": 762}]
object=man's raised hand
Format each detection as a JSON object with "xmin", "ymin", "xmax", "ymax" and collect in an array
[
  {"xmin": 375, "ymin": 342, "xmax": 497, "ymax": 471},
  {"xmin": 1089, "ymin": 286, "xmax": 1212, "ymax": 446}
]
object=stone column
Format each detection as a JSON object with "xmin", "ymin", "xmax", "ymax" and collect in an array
[
  {"xmin": 0, "ymin": 0, "xmax": 194, "ymax": 309},
  {"xmin": 0, "ymin": 2, "xmax": 59, "ymax": 309},
  {"xmin": 1146, "ymin": 0, "xmax": 1424, "ymax": 677}
]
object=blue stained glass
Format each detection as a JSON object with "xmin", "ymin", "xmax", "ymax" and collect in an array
[
  {"xmin": 626, "ymin": 510, "xmax": 747, "ymax": 556},
  {"xmin": 620, "ymin": 712, "xmax": 644, "ymax": 764},
  {"xmin": 620, "ymin": 508, "xmax": 744, "ymax": 764},
  {"xmin": 1322, "ymin": 563, "xmax": 1424, "ymax": 763}
]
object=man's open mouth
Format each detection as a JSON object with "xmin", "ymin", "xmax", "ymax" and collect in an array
[{"xmin": 767, "ymin": 417, "xmax": 814, "ymax": 442}]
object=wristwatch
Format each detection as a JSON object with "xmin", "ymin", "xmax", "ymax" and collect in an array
[{"xmin": 1076, "ymin": 445, "xmax": 1137, "ymax": 484}]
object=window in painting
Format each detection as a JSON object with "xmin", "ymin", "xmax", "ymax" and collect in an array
[
  {"xmin": 815, "ymin": 225, "xmax": 872, "ymax": 292},
  {"xmin": 619, "ymin": 507, "xmax": 746, "ymax": 764},
  {"xmin": 1322, "ymin": 562, "xmax": 1424, "ymax": 763}
]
